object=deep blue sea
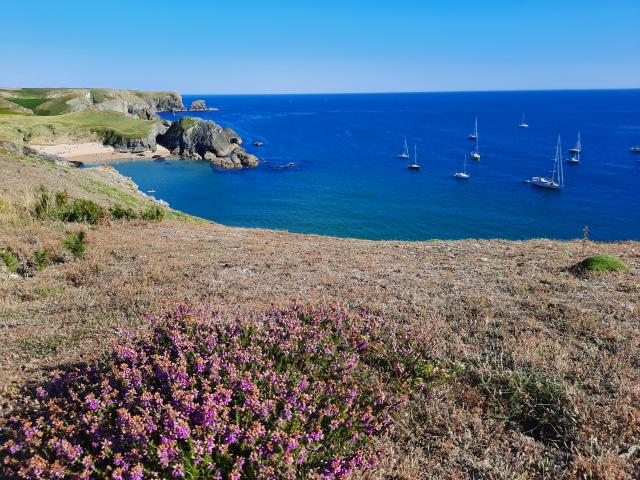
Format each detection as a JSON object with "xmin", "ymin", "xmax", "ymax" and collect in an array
[{"xmin": 111, "ymin": 91, "xmax": 640, "ymax": 241}]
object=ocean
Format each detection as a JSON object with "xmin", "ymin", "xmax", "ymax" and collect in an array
[{"xmin": 111, "ymin": 90, "xmax": 640, "ymax": 241}]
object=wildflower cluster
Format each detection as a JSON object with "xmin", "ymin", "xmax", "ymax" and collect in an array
[{"xmin": 2, "ymin": 305, "xmax": 440, "ymax": 479}]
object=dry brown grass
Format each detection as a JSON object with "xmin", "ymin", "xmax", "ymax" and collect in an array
[{"xmin": 1, "ymin": 150, "xmax": 639, "ymax": 478}]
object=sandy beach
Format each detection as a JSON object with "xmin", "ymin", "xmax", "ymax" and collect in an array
[{"xmin": 31, "ymin": 142, "xmax": 173, "ymax": 163}]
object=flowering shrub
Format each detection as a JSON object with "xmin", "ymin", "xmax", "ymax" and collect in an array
[{"xmin": 1, "ymin": 305, "xmax": 444, "ymax": 479}]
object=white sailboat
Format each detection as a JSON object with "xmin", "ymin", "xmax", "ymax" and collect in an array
[
  {"xmin": 408, "ymin": 145, "xmax": 420, "ymax": 170},
  {"xmin": 525, "ymin": 135, "xmax": 564, "ymax": 190},
  {"xmin": 471, "ymin": 133, "xmax": 480, "ymax": 161},
  {"xmin": 398, "ymin": 137, "xmax": 410, "ymax": 159},
  {"xmin": 468, "ymin": 116, "xmax": 478, "ymax": 140},
  {"xmin": 454, "ymin": 154, "xmax": 470, "ymax": 179},
  {"xmin": 518, "ymin": 113, "xmax": 529, "ymax": 128},
  {"xmin": 567, "ymin": 143, "xmax": 581, "ymax": 164},
  {"xmin": 569, "ymin": 132, "xmax": 582, "ymax": 154}
]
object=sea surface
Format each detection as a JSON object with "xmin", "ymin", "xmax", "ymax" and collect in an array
[{"xmin": 111, "ymin": 91, "xmax": 640, "ymax": 241}]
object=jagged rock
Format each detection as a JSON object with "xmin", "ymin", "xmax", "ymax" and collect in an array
[
  {"xmin": 157, "ymin": 117, "xmax": 258, "ymax": 169},
  {"xmin": 189, "ymin": 100, "xmax": 207, "ymax": 111}
]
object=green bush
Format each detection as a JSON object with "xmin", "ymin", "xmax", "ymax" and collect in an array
[
  {"xmin": 141, "ymin": 205, "xmax": 165, "ymax": 222},
  {"xmin": 63, "ymin": 231, "xmax": 87, "ymax": 259},
  {"xmin": 32, "ymin": 248, "xmax": 51, "ymax": 270},
  {"xmin": 65, "ymin": 199, "xmax": 106, "ymax": 224},
  {"xmin": 1, "ymin": 249, "xmax": 19, "ymax": 272},
  {"xmin": 109, "ymin": 204, "xmax": 137, "ymax": 220},
  {"xmin": 32, "ymin": 189, "xmax": 106, "ymax": 225},
  {"xmin": 572, "ymin": 255, "xmax": 626, "ymax": 274}
]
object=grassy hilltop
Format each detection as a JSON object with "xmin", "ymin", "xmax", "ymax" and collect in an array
[{"xmin": 0, "ymin": 88, "xmax": 183, "ymax": 147}]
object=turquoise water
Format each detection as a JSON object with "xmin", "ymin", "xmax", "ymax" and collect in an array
[{"xmin": 111, "ymin": 91, "xmax": 640, "ymax": 241}]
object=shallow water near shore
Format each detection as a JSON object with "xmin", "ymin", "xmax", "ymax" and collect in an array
[{"xmin": 112, "ymin": 90, "xmax": 639, "ymax": 241}]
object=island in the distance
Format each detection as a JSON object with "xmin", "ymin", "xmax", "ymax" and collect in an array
[{"xmin": 0, "ymin": 88, "xmax": 255, "ymax": 169}]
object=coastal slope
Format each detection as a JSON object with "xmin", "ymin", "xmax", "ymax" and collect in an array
[
  {"xmin": 0, "ymin": 147, "xmax": 638, "ymax": 478},
  {"xmin": 0, "ymin": 88, "xmax": 258, "ymax": 169}
]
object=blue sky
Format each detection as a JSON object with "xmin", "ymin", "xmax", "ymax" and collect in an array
[{"xmin": 1, "ymin": 0, "xmax": 638, "ymax": 93}]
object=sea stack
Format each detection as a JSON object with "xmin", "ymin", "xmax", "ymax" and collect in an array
[
  {"xmin": 189, "ymin": 100, "xmax": 207, "ymax": 111},
  {"xmin": 157, "ymin": 117, "xmax": 258, "ymax": 169}
]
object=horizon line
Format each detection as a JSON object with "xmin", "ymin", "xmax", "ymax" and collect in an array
[
  {"xmin": 179, "ymin": 87, "xmax": 640, "ymax": 96},
  {"xmin": 2, "ymin": 86, "xmax": 639, "ymax": 96}
]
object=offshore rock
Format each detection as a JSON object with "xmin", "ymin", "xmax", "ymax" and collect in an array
[{"xmin": 158, "ymin": 117, "xmax": 257, "ymax": 169}]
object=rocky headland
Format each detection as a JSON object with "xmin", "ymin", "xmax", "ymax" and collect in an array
[{"xmin": 0, "ymin": 88, "xmax": 257, "ymax": 169}]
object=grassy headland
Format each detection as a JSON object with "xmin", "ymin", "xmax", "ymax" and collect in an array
[{"xmin": 0, "ymin": 146, "xmax": 638, "ymax": 478}]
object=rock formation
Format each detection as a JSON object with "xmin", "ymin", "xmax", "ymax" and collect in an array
[
  {"xmin": 189, "ymin": 100, "xmax": 207, "ymax": 111},
  {"xmin": 158, "ymin": 117, "xmax": 258, "ymax": 169}
]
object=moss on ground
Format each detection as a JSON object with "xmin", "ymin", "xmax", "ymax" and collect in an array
[{"xmin": 572, "ymin": 255, "xmax": 626, "ymax": 274}]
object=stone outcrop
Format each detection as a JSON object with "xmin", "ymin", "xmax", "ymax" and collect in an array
[
  {"xmin": 104, "ymin": 123, "xmax": 169, "ymax": 153},
  {"xmin": 157, "ymin": 117, "xmax": 258, "ymax": 169},
  {"xmin": 189, "ymin": 100, "xmax": 207, "ymax": 111}
]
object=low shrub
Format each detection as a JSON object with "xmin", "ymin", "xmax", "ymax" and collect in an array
[
  {"xmin": 64, "ymin": 199, "xmax": 106, "ymax": 224},
  {"xmin": 0, "ymin": 305, "xmax": 442, "ymax": 479},
  {"xmin": 478, "ymin": 370, "xmax": 578, "ymax": 447},
  {"xmin": 109, "ymin": 203, "xmax": 137, "ymax": 220},
  {"xmin": 571, "ymin": 255, "xmax": 626, "ymax": 274},
  {"xmin": 32, "ymin": 189, "xmax": 105, "ymax": 225},
  {"xmin": 141, "ymin": 204, "xmax": 165, "ymax": 222},
  {"xmin": 1, "ymin": 249, "xmax": 18, "ymax": 272},
  {"xmin": 32, "ymin": 247, "xmax": 51, "ymax": 270},
  {"xmin": 62, "ymin": 231, "xmax": 87, "ymax": 259}
]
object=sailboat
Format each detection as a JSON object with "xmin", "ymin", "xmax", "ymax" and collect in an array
[
  {"xmin": 567, "ymin": 144, "xmax": 581, "ymax": 164},
  {"xmin": 408, "ymin": 145, "xmax": 420, "ymax": 170},
  {"xmin": 569, "ymin": 132, "xmax": 582, "ymax": 154},
  {"xmin": 518, "ymin": 113, "xmax": 529, "ymax": 128},
  {"xmin": 453, "ymin": 154, "xmax": 470, "ymax": 179},
  {"xmin": 525, "ymin": 135, "xmax": 564, "ymax": 190},
  {"xmin": 468, "ymin": 116, "xmax": 478, "ymax": 140},
  {"xmin": 398, "ymin": 137, "xmax": 410, "ymax": 159}
]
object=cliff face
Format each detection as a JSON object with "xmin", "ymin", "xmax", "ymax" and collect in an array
[
  {"xmin": 0, "ymin": 88, "xmax": 185, "ymax": 120},
  {"xmin": 158, "ymin": 117, "xmax": 258, "ymax": 169}
]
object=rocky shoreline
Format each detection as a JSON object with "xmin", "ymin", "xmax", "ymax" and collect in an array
[{"xmin": 1, "ymin": 90, "xmax": 259, "ymax": 170}]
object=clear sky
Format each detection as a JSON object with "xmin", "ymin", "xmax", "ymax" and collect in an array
[{"xmin": 1, "ymin": 0, "xmax": 638, "ymax": 94}]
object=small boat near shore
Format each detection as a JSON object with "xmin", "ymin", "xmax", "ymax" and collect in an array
[
  {"xmin": 631, "ymin": 146, "xmax": 640, "ymax": 153},
  {"xmin": 254, "ymin": 141, "xmax": 265, "ymax": 147},
  {"xmin": 525, "ymin": 135, "xmax": 564, "ymax": 190}
]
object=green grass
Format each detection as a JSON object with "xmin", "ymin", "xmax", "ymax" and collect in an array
[
  {"xmin": 1, "ymin": 249, "xmax": 19, "ymax": 272},
  {"xmin": 178, "ymin": 117, "xmax": 198, "ymax": 130},
  {"xmin": 7, "ymin": 96, "xmax": 49, "ymax": 111},
  {"xmin": 572, "ymin": 255, "xmax": 627, "ymax": 274},
  {"xmin": 0, "ymin": 110, "xmax": 158, "ymax": 144},
  {"xmin": 90, "ymin": 89, "xmax": 108, "ymax": 103}
]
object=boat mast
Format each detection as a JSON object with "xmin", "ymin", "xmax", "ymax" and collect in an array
[
  {"xmin": 555, "ymin": 135, "xmax": 564, "ymax": 186},
  {"xmin": 414, "ymin": 145, "xmax": 417, "ymax": 165},
  {"xmin": 576, "ymin": 131, "xmax": 581, "ymax": 151},
  {"xmin": 475, "ymin": 118, "xmax": 479, "ymax": 152}
]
